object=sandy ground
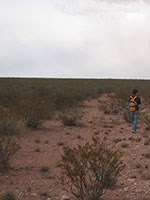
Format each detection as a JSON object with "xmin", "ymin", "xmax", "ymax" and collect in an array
[{"xmin": 0, "ymin": 94, "xmax": 150, "ymax": 200}]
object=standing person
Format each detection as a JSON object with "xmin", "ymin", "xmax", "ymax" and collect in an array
[{"xmin": 129, "ymin": 89, "xmax": 141, "ymax": 133}]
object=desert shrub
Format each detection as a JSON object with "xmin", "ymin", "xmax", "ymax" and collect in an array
[
  {"xmin": 0, "ymin": 109, "xmax": 21, "ymax": 172},
  {"xmin": 0, "ymin": 119, "xmax": 22, "ymax": 137},
  {"xmin": 34, "ymin": 85, "xmax": 50, "ymax": 97},
  {"xmin": 0, "ymin": 137, "xmax": 20, "ymax": 172},
  {"xmin": 97, "ymin": 96, "xmax": 120, "ymax": 114},
  {"xmin": 60, "ymin": 137, "xmax": 124, "ymax": 200},
  {"xmin": 0, "ymin": 192, "xmax": 17, "ymax": 200},
  {"xmin": 53, "ymin": 91, "xmax": 77, "ymax": 110},
  {"xmin": 0, "ymin": 109, "xmax": 23, "ymax": 137},
  {"xmin": 0, "ymin": 118, "xmax": 20, "ymax": 136},
  {"xmin": 23, "ymin": 99, "xmax": 53, "ymax": 128},
  {"xmin": 60, "ymin": 108, "xmax": 82, "ymax": 126}
]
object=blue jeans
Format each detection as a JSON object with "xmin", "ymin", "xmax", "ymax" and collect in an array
[{"xmin": 131, "ymin": 110, "xmax": 139, "ymax": 131}]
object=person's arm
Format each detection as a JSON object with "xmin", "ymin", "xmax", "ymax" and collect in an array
[{"xmin": 136, "ymin": 97, "xmax": 141, "ymax": 105}]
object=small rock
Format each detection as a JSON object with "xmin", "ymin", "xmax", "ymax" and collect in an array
[
  {"xmin": 61, "ymin": 195, "xmax": 70, "ymax": 200},
  {"xmin": 127, "ymin": 178, "xmax": 135, "ymax": 182},
  {"xmin": 31, "ymin": 193, "xmax": 37, "ymax": 197},
  {"xmin": 124, "ymin": 187, "xmax": 129, "ymax": 192}
]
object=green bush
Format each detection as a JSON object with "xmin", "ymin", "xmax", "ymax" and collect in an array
[{"xmin": 60, "ymin": 137, "xmax": 124, "ymax": 200}]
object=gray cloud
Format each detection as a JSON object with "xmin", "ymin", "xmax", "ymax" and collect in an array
[{"xmin": 0, "ymin": 0, "xmax": 150, "ymax": 78}]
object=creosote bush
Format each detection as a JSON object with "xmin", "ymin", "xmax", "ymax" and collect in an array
[
  {"xmin": 0, "ymin": 109, "xmax": 23, "ymax": 137},
  {"xmin": 54, "ymin": 91, "xmax": 77, "ymax": 110},
  {"xmin": 60, "ymin": 108, "xmax": 82, "ymax": 126},
  {"xmin": 60, "ymin": 137, "xmax": 124, "ymax": 200},
  {"xmin": 97, "ymin": 95, "xmax": 120, "ymax": 114},
  {"xmin": 0, "ymin": 109, "xmax": 21, "ymax": 173},
  {"xmin": 23, "ymin": 99, "xmax": 53, "ymax": 128},
  {"xmin": 0, "ymin": 137, "xmax": 20, "ymax": 172}
]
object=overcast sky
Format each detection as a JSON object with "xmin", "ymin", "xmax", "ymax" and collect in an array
[{"xmin": 0, "ymin": 0, "xmax": 150, "ymax": 79}]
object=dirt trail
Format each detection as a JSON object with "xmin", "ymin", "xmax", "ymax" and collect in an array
[{"xmin": 0, "ymin": 94, "xmax": 149, "ymax": 200}]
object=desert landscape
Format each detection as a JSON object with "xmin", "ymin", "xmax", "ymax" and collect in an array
[
  {"xmin": 0, "ymin": 79, "xmax": 150, "ymax": 200},
  {"xmin": 1, "ymin": 1, "xmax": 150, "ymax": 199}
]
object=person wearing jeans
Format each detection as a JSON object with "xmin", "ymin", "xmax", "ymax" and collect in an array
[
  {"xmin": 129, "ymin": 89, "xmax": 141, "ymax": 133},
  {"xmin": 131, "ymin": 110, "xmax": 139, "ymax": 133}
]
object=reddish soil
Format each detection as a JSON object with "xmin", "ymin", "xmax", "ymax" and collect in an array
[{"xmin": 0, "ymin": 94, "xmax": 150, "ymax": 200}]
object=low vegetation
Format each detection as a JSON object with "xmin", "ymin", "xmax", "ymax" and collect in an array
[
  {"xmin": 0, "ymin": 108, "xmax": 21, "ymax": 173},
  {"xmin": 60, "ymin": 108, "xmax": 83, "ymax": 126},
  {"xmin": 0, "ymin": 78, "xmax": 150, "ymax": 199},
  {"xmin": 0, "ymin": 137, "xmax": 20, "ymax": 172},
  {"xmin": 60, "ymin": 137, "xmax": 124, "ymax": 200}
]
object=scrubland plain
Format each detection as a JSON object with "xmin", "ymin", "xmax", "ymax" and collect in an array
[{"xmin": 0, "ymin": 78, "xmax": 150, "ymax": 200}]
